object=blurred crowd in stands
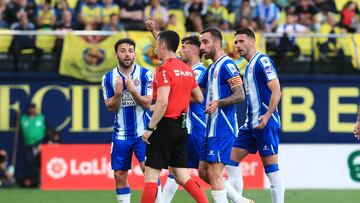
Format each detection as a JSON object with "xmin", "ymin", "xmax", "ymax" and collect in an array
[
  {"xmin": 0, "ymin": 0, "xmax": 359, "ymax": 70},
  {"xmin": 0, "ymin": 0, "xmax": 359, "ymax": 33}
]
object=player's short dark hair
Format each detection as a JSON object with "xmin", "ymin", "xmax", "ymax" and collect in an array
[
  {"xmin": 182, "ymin": 35, "xmax": 202, "ymax": 58},
  {"xmin": 158, "ymin": 30, "xmax": 180, "ymax": 53},
  {"xmin": 200, "ymin": 27, "xmax": 223, "ymax": 44},
  {"xmin": 235, "ymin": 28, "xmax": 256, "ymax": 40},
  {"xmin": 114, "ymin": 38, "xmax": 136, "ymax": 52}
]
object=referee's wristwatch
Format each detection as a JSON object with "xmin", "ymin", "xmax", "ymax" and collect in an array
[{"xmin": 146, "ymin": 126, "xmax": 155, "ymax": 132}]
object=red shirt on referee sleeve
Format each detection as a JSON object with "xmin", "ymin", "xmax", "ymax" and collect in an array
[{"xmin": 152, "ymin": 58, "xmax": 198, "ymax": 119}]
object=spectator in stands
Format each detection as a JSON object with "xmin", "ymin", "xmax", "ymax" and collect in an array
[
  {"xmin": 166, "ymin": 14, "xmax": 185, "ymax": 37},
  {"xmin": 35, "ymin": 0, "xmax": 56, "ymax": 29},
  {"xmin": 102, "ymin": 13, "xmax": 124, "ymax": 31},
  {"xmin": 236, "ymin": 17, "xmax": 251, "ymax": 29},
  {"xmin": 165, "ymin": 0, "xmax": 183, "ymax": 9},
  {"xmin": 83, "ymin": 22, "xmax": 101, "ymax": 43},
  {"xmin": 0, "ymin": 0, "xmax": 7, "ymax": 28},
  {"xmin": 54, "ymin": 10, "xmax": 76, "ymax": 67},
  {"xmin": 78, "ymin": 0, "xmax": 102, "ymax": 29},
  {"xmin": 144, "ymin": 0, "xmax": 168, "ymax": 30},
  {"xmin": 318, "ymin": 13, "xmax": 344, "ymax": 60},
  {"xmin": 315, "ymin": 4, "xmax": 337, "ymax": 25},
  {"xmin": 254, "ymin": 0, "xmax": 280, "ymax": 32},
  {"xmin": 314, "ymin": 0, "xmax": 337, "ymax": 13},
  {"xmin": 184, "ymin": 0, "xmax": 207, "ymax": 32},
  {"xmin": 9, "ymin": 12, "xmax": 43, "ymax": 70},
  {"xmin": 55, "ymin": 9, "xmax": 76, "ymax": 30},
  {"xmin": 234, "ymin": 0, "xmax": 252, "ymax": 29},
  {"xmin": 119, "ymin": 0, "xmax": 146, "ymax": 30},
  {"xmin": 295, "ymin": 0, "xmax": 318, "ymax": 30},
  {"xmin": 20, "ymin": 103, "xmax": 46, "ymax": 187},
  {"xmin": 5, "ymin": 0, "xmax": 36, "ymax": 26},
  {"xmin": 275, "ymin": 11, "xmax": 309, "ymax": 58},
  {"xmin": 102, "ymin": 0, "xmax": 119, "ymax": 26},
  {"xmin": 227, "ymin": 0, "xmax": 242, "ymax": 13},
  {"xmin": 206, "ymin": 0, "xmax": 229, "ymax": 28},
  {"xmin": 0, "ymin": 149, "xmax": 16, "ymax": 188},
  {"xmin": 55, "ymin": 0, "xmax": 76, "ymax": 26},
  {"xmin": 339, "ymin": 1, "xmax": 359, "ymax": 33}
]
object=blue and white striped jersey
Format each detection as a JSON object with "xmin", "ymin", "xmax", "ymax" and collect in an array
[
  {"xmin": 186, "ymin": 62, "xmax": 207, "ymax": 135},
  {"xmin": 199, "ymin": 54, "xmax": 239, "ymax": 138},
  {"xmin": 102, "ymin": 64, "xmax": 153, "ymax": 140},
  {"xmin": 241, "ymin": 51, "xmax": 281, "ymax": 130}
]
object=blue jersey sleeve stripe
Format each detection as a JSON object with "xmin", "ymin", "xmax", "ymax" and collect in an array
[{"xmin": 106, "ymin": 72, "xmax": 114, "ymax": 98}]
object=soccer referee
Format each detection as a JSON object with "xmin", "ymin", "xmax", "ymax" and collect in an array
[{"xmin": 140, "ymin": 30, "xmax": 208, "ymax": 203}]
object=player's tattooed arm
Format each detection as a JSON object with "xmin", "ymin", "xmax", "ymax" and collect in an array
[{"xmin": 218, "ymin": 85, "xmax": 245, "ymax": 106}]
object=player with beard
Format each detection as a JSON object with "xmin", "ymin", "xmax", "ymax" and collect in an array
[
  {"xmin": 198, "ymin": 28, "xmax": 254, "ymax": 203},
  {"xmin": 232, "ymin": 28, "xmax": 284, "ymax": 203},
  {"xmin": 101, "ymin": 38, "xmax": 162, "ymax": 203}
]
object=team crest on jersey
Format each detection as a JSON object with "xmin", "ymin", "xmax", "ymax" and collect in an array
[{"xmin": 134, "ymin": 78, "xmax": 140, "ymax": 86}]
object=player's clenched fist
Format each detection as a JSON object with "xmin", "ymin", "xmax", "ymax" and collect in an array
[
  {"xmin": 114, "ymin": 76, "xmax": 123, "ymax": 96},
  {"xmin": 144, "ymin": 19, "xmax": 156, "ymax": 32}
]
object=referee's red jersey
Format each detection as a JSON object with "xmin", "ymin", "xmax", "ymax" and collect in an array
[{"xmin": 153, "ymin": 58, "xmax": 198, "ymax": 119}]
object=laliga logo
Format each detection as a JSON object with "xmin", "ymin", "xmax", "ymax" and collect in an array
[
  {"xmin": 47, "ymin": 157, "xmax": 113, "ymax": 179},
  {"xmin": 47, "ymin": 157, "xmax": 68, "ymax": 179}
]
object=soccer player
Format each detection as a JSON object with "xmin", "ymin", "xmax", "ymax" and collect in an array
[
  {"xmin": 231, "ymin": 28, "xmax": 285, "ymax": 203},
  {"xmin": 140, "ymin": 30, "xmax": 208, "ymax": 203},
  {"xmin": 101, "ymin": 38, "xmax": 162, "ymax": 203},
  {"xmin": 198, "ymin": 28, "xmax": 252, "ymax": 203},
  {"xmin": 354, "ymin": 104, "xmax": 360, "ymax": 139},
  {"xmin": 161, "ymin": 36, "xmax": 207, "ymax": 202}
]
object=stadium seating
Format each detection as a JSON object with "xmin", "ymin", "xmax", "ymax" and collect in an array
[{"xmin": 0, "ymin": 30, "xmax": 13, "ymax": 54}]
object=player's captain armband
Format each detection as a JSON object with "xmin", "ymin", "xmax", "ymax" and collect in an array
[{"xmin": 227, "ymin": 76, "xmax": 243, "ymax": 88}]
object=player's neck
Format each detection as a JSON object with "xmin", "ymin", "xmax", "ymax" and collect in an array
[
  {"xmin": 245, "ymin": 49, "xmax": 257, "ymax": 62},
  {"xmin": 162, "ymin": 52, "xmax": 177, "ymax": 62},
  {"xmin": 212, "ymin": 49, "xmax": 225, "ymax": 62},
  {"xmin": 117, "ymin": 64, "xmax": 134, "ymax": 77},
  {"xmin": 187, "ymin": 57, "xmax": 201, "ymax": 68}
]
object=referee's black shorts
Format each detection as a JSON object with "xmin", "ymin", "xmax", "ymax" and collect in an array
[{"xmin": 145, "ymin": 117, "xmax": 187, "ymax": 170}]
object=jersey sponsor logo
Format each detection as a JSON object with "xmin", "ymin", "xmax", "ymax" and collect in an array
[
  {"xmin": 121, "ymin": 89, "xmax": 136, "ymax": 107},
  {"xmin": 174, "ymin": 69, "xmax": 193, "ymax": 77},
  {"xmin": 134, "ymin": 78, "xmax": 140, "ymax": 86}
]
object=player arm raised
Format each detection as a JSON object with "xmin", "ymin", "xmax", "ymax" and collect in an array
[
  {"xmin": 205, "ymin": 76, "xmax": 245, "ymax": 114},
  {"xmin": 257, "ymin": 79, "xmax": 282, "ymax": 129},
  {"xmin": 104, "ymin": 76, "xmax": 123, "ymax": 113},
  {"xmin": 145, "ymin": 19, "xmax": 158, "ymax": 40},
  {"xmin": 125, "ymin": 76, "xmax": 152, "ymax": 109}
]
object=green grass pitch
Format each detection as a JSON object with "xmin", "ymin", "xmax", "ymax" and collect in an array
[{"xmin": 0, "ymin": 189, "xmax": 359, "ymax": 203}]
